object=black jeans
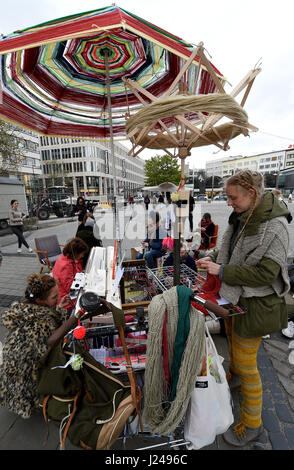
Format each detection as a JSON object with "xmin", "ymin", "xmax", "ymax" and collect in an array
[{"xmin": 11, "ymin": 225, "xmax": 29, "ymax": 249}]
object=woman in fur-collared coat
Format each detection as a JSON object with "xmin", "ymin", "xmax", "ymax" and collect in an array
[{"xmin": 0, "ymin": 274, "xmax": 78, "ymax": 419}]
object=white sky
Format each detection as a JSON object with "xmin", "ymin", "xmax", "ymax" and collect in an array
[{"xmin": 1, "ymin": 0, "xmax": 294, "ymax": 169}]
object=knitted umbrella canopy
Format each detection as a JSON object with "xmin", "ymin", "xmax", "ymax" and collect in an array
[{"xmin": 0, "ymin": 5, "xmax": 224, "ymax": 140}]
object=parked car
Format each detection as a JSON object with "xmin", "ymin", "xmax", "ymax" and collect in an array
[
  {"xmin": 213, "ymin": 195, "xmax": 227, "ymax": 201},
  {"xmin": 195, "ymin": 194, "xmax": 208, "ymax": 201},
  {"xmin": 134, "ymin": 196, "xmax": 144, "ymax": 203}
]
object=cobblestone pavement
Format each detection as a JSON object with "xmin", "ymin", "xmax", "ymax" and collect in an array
[{"xmin": 0, "ymin": 202, "xmax": 294, "ymax": 451}]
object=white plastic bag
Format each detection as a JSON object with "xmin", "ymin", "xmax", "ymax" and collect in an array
[{"xmin": 184, "ymin": 324, "xmax": 234, "ymax": 449}]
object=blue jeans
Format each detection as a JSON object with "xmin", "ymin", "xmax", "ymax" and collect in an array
[{"xmin": 136, "ymin": 250, "xmax": 163, "ymax": 269}]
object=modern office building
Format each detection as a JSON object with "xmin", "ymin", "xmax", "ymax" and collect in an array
[
  {"xmin": 39, "ymin": 137, "xmax": 145, "ymax": 198},
  {"xmin": 257, "ymin": 150, "xmax": 286, "ymax": 175},
  {"xmin": 205, "ymin": 148, "xmax": 289, "ymax": 179},
  {"xmin": 2, "ymin": 127, "xmax": 42, "ymax": 195}
]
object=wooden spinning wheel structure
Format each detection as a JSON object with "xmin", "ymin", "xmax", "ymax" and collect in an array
[
  {"xmin": 124, "ymin": 42, "xmax": 261, "ymax": 169},
  {"xmin": 123, "ymin": 42, "xmax": 261, "ymax": 284}
]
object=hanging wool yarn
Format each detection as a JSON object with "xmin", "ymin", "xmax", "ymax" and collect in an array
[
  {"xmin": 191, "ymin": 273, "xmax": 221, "ymax": 316},
  {"xmin": 143, "ymin": 285, "xmax": 205, "ymax": 436}
]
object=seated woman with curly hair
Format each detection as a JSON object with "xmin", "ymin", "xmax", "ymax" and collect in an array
[
  {"xmin": 52, "ymin": 237, "xmax": 89, "ymax": 311},
  {"xmin": 0, "ymin": 274, "xmax": 80, "ymax": 419}
]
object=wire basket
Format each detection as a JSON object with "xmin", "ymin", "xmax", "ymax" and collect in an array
[
  {"xmin": 149, "ymin": 265, "xmax": 206, "ymax": 291},
  {"xmin": 121, "ymin": 265, "xmax": 166, "ymax": 304}
]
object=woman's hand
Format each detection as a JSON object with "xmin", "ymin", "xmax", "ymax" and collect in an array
[
  {"xmin": 59, "ymin": 294, "xmax": 72, "ymax": 309},
  {"xmin": 197, "ymin": 258, "xmax": 221, "ymax": 276},
  {"xmin": 196, "ymin": 257, "xmax": 213, "ymax": 268}
]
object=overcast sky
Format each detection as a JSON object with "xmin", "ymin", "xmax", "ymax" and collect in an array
[{"xmin": 1, "ymin": 0, "xmax": 294, "ymax": 168}]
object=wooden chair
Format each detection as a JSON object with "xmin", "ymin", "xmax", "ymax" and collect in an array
[
  {"xmin": 207, "ymin": 224, "xmax": 219, "ymax": 249},
  {"xmin": 34, "ymin": 235, "xmax": 63, "ymax": 273},
  {"xmin": 196, "ymin": 224, "xmax": 219, "ymax": 257}
]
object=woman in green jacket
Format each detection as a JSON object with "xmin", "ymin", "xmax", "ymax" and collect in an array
[{"xmin": 198, "ymin": 170, "xmax": 290, "ymax": 447}]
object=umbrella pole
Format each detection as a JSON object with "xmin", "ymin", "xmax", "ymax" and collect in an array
[
  {"xmin": 104, "ymin": 50, "xmax": 121, "ymax": 257},
  {"xmin": 173, "ymin": 153, "xmax": 187, "ymax": 286}
]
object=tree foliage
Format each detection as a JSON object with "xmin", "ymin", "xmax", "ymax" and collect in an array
[
  {"xmin": 0, "ymin": 120, "xmax": 26, "ymax": 176},
  {"xmin": 144, "ymin": 154, "xmax": 181, "ymax": 186}
]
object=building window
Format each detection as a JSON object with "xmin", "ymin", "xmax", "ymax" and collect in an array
[
  {"xmin": 72, "ymin": 147, "xmax": 84, "ymax": 158},
  {"xmin": 41, "ymin": 150, "xmax": 50, "ymax": 161},
  {"xmin": 51, "ymin": 148, "xmax": 61, "ymax": 160},
  {"xmin": 61, "ymin": 148, "xmax": 71, "ymax": 159}
]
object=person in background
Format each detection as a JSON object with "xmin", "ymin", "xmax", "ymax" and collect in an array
[
  {"xmin": 0, "ymin": 273, "xmax": 79, "ymax": 419},
  {"xmin": 74, "ymin": 196, "xmax": 88, "ymax": 224},
  {"xmin": 136, "ymin": 211, "xmax": 167, "ymax": 268},
  {"xmin": 52, "ymin": 237, "xmax": 88, "ymax": 311},
  {"xmin": 188, "ymin": 192, "xmax": 195, "ymax": 232},
  {"xmin": 9, "ymin": 200, "xmax": 33, "ymax": 253},
  {"xmin": 163, "ymin": 242, "xmax": 197, "ymax": 272},
  {"xmin": 144, "ymin": 194, "xmax": 150, "ymax": 211},
  {"xmin": 272, "ymin": 190, "xmax": 292, "ymax": 223},
  {"xmin": 197, "ymin": 170, "xmax": 290, "ymax": 446},
  {"xmin": 197, "ymin": 212, "xmax": 215, "ymax": 249},
  {"xmin": 76, "ymin": 214, "xmax": 102, "ymax": 268},
  {"xmin": 158, "ymin": 193, "xmax": 164, "ymax": 204}
]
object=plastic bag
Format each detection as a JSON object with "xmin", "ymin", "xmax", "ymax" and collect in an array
[{"xmin": 184, "ymin": 324, "xmax": 233, "ymax": 449}]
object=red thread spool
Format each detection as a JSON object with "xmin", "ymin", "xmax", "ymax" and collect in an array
[{"xmin": 73, "ymin": 325, "xmax": 86, "ymax": 339}]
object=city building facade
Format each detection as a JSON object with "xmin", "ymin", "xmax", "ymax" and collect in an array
[
  {"xmin": 3, "ymin": 127, "xmax": 42, "ymax": 195},
  {"xmin": 39, "ymin": 137, "xmax": 145, "ymax": 198},
  {"xmin": 205, "ymin": 148, "xmax": 289, "ymax": 179}
]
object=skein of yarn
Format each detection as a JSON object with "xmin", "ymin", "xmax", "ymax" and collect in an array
[{"xmin": 143, "ymin": 286, "xmax": 205, "ymax": 435}]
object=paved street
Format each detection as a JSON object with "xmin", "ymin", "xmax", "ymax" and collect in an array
[{"xmin": 0, "ymin": 202, "xmax": 294, "ymax": 450}]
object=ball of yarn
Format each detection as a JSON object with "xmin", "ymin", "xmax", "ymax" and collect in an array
[
  {"xmin": 73, "ymin": 325, "xmax": 86, "ymax": 340},
  {"xmin": 71, "ymin": 354, "xmax": 84, "ymax": 371}
]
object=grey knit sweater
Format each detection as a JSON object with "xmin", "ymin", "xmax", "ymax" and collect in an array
[{"xmin": 216, "ymin": 215, "xmax": 290, "ymax": 305}]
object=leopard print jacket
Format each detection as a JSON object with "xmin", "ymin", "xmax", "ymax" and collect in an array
[{"xmin": 0, "ymin": 301, "xmax": 67, "ymax": 419}]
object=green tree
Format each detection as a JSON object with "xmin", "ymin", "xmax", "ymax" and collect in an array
[
  {"xmin": 144, "ymin": 154, "xmax": 181, "ymax": 186},
  {"xmin": 0, "ymin": 120, "xmax": 26, "ymax": 176}
]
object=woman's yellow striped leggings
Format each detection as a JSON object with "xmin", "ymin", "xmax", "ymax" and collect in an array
[{"xmin": 225, "ymin": 318, "xmax": 262, "ymax": 429}]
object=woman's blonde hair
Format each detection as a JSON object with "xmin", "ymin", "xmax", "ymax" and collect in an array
[
  {"xmin": 226, "ymin": 170, "xmax": 264, "ymax": 198},
  {"xmin": 226, "ymin": 170, "xmax": 264, "ymax": 245}
]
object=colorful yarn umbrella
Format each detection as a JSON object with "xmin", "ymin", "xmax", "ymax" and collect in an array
[{"xmin": 0, "ymin": 5, "xmax": 224, "ymax": 140}]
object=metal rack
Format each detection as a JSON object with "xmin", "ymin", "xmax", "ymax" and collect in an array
[
  {"xmin": 120, "ymin": 264, "xmax": 166, "ymax": 304},
  {"xmin": 150, "ymin": 265, "xmax": 206, "ymax": 292}
]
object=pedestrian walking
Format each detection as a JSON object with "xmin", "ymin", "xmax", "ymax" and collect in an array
[
  {"xmin": 197, "ymin": 170, "xmax": 290, "ymax": 446},
  {"xmin": 188, "ymin": 192, "xmax": 195, "ymax": 232},
  {"xmin": 0, "ymin": 273, "xmax": 77, "ymax": 419},
  {"xmin": 9, "ymin": 199, "xmax": 33, "ymax": 253},
  {"xmin": 144, "ymin": 194, "xmax": 150, "ymax": 211}
]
